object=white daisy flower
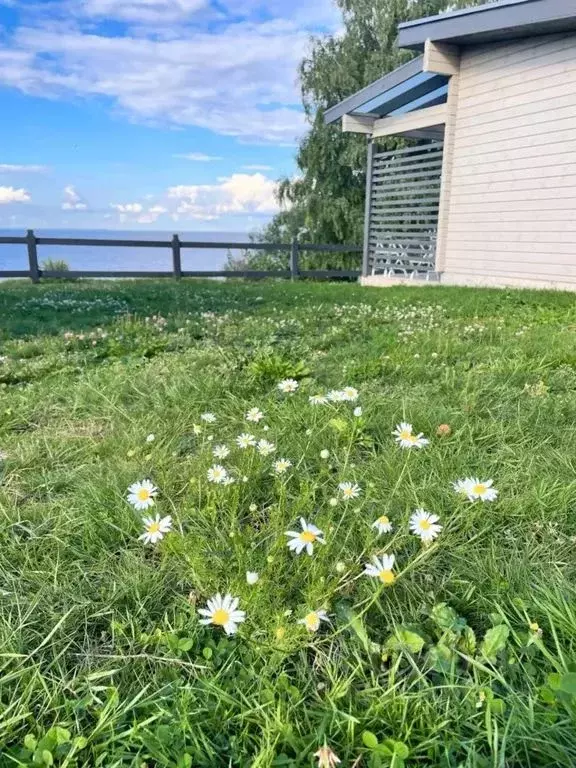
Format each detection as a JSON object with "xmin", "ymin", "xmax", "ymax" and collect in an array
[
  {"xmin": 466, "ymin": 478, "xmax": 498, "ymax": 502},
  {"xmin": 201, "ymin": 412, "xmax": 216, "ymax": 423},
  {"xmin": 146, "ymin": 433, "xmax": 155, "ymax": 443},
  {"xmin": 327, "ymin": 390, "xmax": 345, "ymax": 402},
  {"xmin": 320, "ymin": 449, "xmax": 330, "ymax": 459},
  {"xmin": 372, "ymin": 514, "xmax": 393, "ymax": 535},
  {"xmin": 222, "ymin": 476, "xmax": 235, "ymax": 486},
  {"xmin": 409, "ymin": 508, "xmax": 442, "ymax": 542},
  {"xmin": 278, "ymin": 379, "xmax": 299, "ymax": 394},
  {"xmin": 338, "ymin": 481, "xmax": 361, "ymax": 500},
  {"xmin": 285, "ymin": 518, "xmax": 326, "ymax": 556},
  {"xmin": 452, "ymin": 478, "xmax": 473, "ymax": 496},
  {"xmin": 363, "ymin": 554, "xmax": 396, "ymax": 586},
  {"xmin": 274, "ymin": 458, "xmax": 292, "ymax": 474},
  {"xmin": 246, "ymin": 407, "xmax": 264, "ymax": 423},
  {"xmin": 257, "ymin": 439, "xmax": 276, "ymax": 456},
  {"xmin": 298, "ymin": 609, "xmax": 329, "ymax": 633},
  {"xmin": 392, "ymin": 422, "xmax": 429, "ymax": 449},
  {"xmin": 207, "ymin": 465, "xmax": 229, "ymax": 484},
  {"xmin": 246, "ymin": 571, "xmax": 259, "ymax": 585},
  {"xmin": 236, "ymin": 433, "xmax": 257, "ymax": 449},
  {"xmin": 198, "ymin": 593, "xmax": 246, "ymax": 635},
  {"xmin": 309, "ymin": 394, "xmax": 328, "ymax": 405},
  {"xmin": 139, "ymin": 514, "xmax": 172, "ymax": 544},
  {"xmin": 353, "ymin": 406, "xmax": 362, "ymax": 417},
  {"xmin": 127, "ymin": 479, "xmax": 158, "ymax": 510},
  {"xmin": 341, "ymin": 386, "xmax": 359, "ymax": 402},
  {"xmin": 213, "ymin": 444, "xmax": 230, "ymax": 459}
]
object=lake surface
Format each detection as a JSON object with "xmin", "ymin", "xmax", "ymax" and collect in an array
[{"xmin": 0, "ymin": 229, "xmax": 250, "ymax": 273}]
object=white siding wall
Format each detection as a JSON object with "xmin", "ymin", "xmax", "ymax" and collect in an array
[{"xmin": 442, "ymin": 32, "xmax": 576, "ymax": 290}]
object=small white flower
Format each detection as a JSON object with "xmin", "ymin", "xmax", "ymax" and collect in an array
[
  {"xmin": 285, "ymin": 518, "xmax": 326, "ymax": 556},
  {"xmin": 466, "ymin": 478, "xmax": 498, "ymax": 502},
  {"xmin": 263, "ymin": 425, "xmax": 270, "ymax": 432},
  {"xmin": 0, "ymin": 451, "xmax": 8, "ymax": 461},
  {"xmin": 198, "ymin": 593, "xmax": 246, "ymax": 635},
  {"xmin": 213, "ymin": 444, "xmax": 230, "ymax": 459},
  {"xmin": 353, "ymin": 406, "xmax": 362, "ymax": 417},
  {"xmin": 392, "ymin": 422, "xmax": 429, "ymax": 449},
  {"xmin": 193, "ymin": 424, "xmax": 202, "ymax": 435},
  {"xmin": 246, "ymin": 407, "xmax": 264, "ymax": 423},
  {"xmin": 201, "ymin": 412, "xmax": 216, "ymax": 423},
  {"xmin": 236, "ymin": 433, "xmax": 256, "ymax": 449},
  {"xmin": 329, "ymin": 497, "xmax": 338, "ymax": 507},
  {"xmin": 146, "ymin": 433, "xmax": 155, "ymax": 443},
  {"xmin": 409, "ymin": 508, "xmax": 442, "ymax": 542},
  {"xmin": 320, "ymin": 449, "xmax": 330, "ymax": 459},
  {"xmin": 327, "ymin": 390, "xmax": 345, "ymax": 402},
  {"xmin": 298, "ymin": 609, "xmax": 329, "ymax": 633},
  {"xmin": 246, "ymin": 571, "xmax": 259, "ymax": 585},
  {"xmin": 335, "ymin": 561, "xmax": 346, "ymax": 573},
  {"xmin": 338, "ymin": 481, "xmax": 361, "ymax": 500},
  {"xmin": 364, "ymin": 554, "xmax": 396, "ymax": 585},
  {"xmin": 372, "ymin": 515, "xmax": 393, "ymax": 535},
  {"xmin": 127, "ymin": 479, "xmax": 157, "ymax": 510},
  {"xmin": 274, "ymin": 458, "xmax": 292, "ymax": 474},
  {"xmin": 452, "ymin": 478, "xmax": 473, "ymax": 496},
  {"xmin": 139, "ymin": 514, "xmax": 172, "ymax": 544},
  {"xmin": 207, "ymin": 465, "xmax": 229, "ymax": 484},
  {"xmin": 341, "ymin": 386, "xmax": 359, "ymax": 402},
  {"xmin": 257, "ymin": 439, "xmax": 276, "ymax": 456},
  {"xmin": 309, "ymin": 394, "xmax": 328, "ymax": 405},
  {"xmin": 222, "ymin": 476, "xmax": 235, "ymax": 486},
  {"xmin": 278, "ymin": 378, "xmax": 299, "ymax": 394}
]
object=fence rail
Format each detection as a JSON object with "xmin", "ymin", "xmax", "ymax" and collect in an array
[{"xmin": 0, "ymin": 230, "xmax": 362, "ymax": 283}]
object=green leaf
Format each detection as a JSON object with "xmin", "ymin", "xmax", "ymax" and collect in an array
[
  {"xmin": 430, "ymin": 603, "xmax": 459, "ymax": 631},
  {"xmin": 178, "ymin": 637, "xmax": 193, "ymax": 652},
  {"xmin": 489, "ymin": 698, "xmax": 506, "ymax": 715},
  {"xmin": 24, "ymin": 735, "xmax": 37, "ymax": 752},
  {"xmin": 480, "ymin": 625, "xmax": 510, "ymax": 663},
  {"xmin": 394, "ymin": 742, "xmax": 410, "ymax": 759},
  {"xmin": 73, "ymin": 736, "xmax": 88, "ymax": 750},
  {"xmin": 386, "ymin": 626, "xmax": 426, "ymax": 654},
  {"xmin": 428, "ymin": 642, "xmax": 455, "ymax": 673},
  {"xmin": 362, "ymin": 731, "xmax": 379, "ymax": 749},
  {"xmin": 328, "ymin": 417, "xmax": 348, "ymax": 434},
  {"xmin": 459, "ymin": 625, "xmax": 477, "ymax": 655},
  {"xmin": 559, "ymin": 673, "xmax": 576, "ymax": 695},
  {"xmin": 202, "ymin": 646, "xmax": 213, "ymax": 660},
  {"xmin": 41, "ymin": 750, "xmax": 54, "ymax": 766}
]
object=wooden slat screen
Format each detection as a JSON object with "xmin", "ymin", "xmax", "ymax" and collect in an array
[{"xmin": 367, "ymin": 141, "xmax": 443, "ymax": 275}]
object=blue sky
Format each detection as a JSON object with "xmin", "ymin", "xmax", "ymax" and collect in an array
[{"xmin": 0, "ymin": 0, "xmax": 339, "ymax": 231}]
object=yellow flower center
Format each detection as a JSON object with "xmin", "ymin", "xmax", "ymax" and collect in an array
[
  {"xmin": 379, "ymin": 569, "xmax": 395, "ymax": 585},
  {"xmin": 147, "ymin": 521, "xmax": 160, "ymax": 533},
  {"xmin": 305, "ymin": 612, "xmax": 319, "ymax": 630},
  {"xmin": 399, "ymin": 430, "xmax": 412, "ymax": 440},
  {"xmin": 529, "ymin": 622, "xmax": 540, "ymax": 632},
  {"xmin": 473, "ymin": 483, "xmax": 486, "ymax": 495},
  {"xmin": 137, "ymin": 488, "xmax": 151, "ymax": 501},
  {"xmin": 378, "ymin": 515, "xmax": 390, "ymax": 525},
  {"xmin": 419, "ymin": 519, "xmax": 432, "ymax": 530},
  {"xmin": 212, "ymin": 608, "xmax": 230, "ymax": 626},
  {"xmin": 300, "ymin": 531, "xmax": 316, "ymax": 543},
  {"xmin": 406, "ymin": 434, "xmax": 418, "ymax": 444}
]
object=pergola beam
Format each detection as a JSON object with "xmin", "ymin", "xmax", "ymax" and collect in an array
[
  {"xmin": 423, "ymin": 39, "xmax": 460, "ymax": 76},
  {"xmin": 371, "ymin": 103, "xmax": 447, "ymax": 138},
  {"xmin": 342, "ymin": 114, "xmax": 376, "ymax": 134}
]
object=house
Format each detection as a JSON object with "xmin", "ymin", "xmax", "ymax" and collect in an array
[{"xmin": 325, "ymin": 0, "xmax": 576, "ymax": 290}]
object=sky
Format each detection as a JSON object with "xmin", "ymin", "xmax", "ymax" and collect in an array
[{"xmin": 0, "ymin": 0, "xmax": 340, "ymax": 231}]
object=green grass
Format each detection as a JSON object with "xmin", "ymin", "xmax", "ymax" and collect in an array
[{"xmin": 1, "ymin": 278, "xmax": 576, "ymax": 767}]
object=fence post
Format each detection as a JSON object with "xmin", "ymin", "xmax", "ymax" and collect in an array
[
  {"xmin": 26, "ymin": 229, "xmax": 40, "ymax": 283},
  {"xmin": 171, "ymin": 234, "xmax": 182, "ymax": 280},
  {"xmin": 362, "ymin": 138, "xmax": 375, "ymax": 278},
  {"xmin": 290, "ymin": 238, "xmax": 299, "ymax": 280}
]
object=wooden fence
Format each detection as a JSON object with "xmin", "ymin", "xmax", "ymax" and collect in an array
[{"xmin": 0, "ymin": 230, "xmax": 362, "ymax": 283}]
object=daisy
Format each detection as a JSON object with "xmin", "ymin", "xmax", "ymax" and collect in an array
[
  {"xmin": 327, "ymin": 389, "xmax": 345, "ymax": 402},
  {"xmin": 309, "ymin": 394, "xmax": 328, "ymax": 405},
  {"xmin": 392, "ymin": 422, "xmax": 429, "ymax": 449},
  {"xmin": 198, "ymin": 593, "xmax": 246, "ymax": 635},
  {"xmin": 409, "ymin": 509, "xmax": 442, "ymax": 542},
  {"xmin": 201, "ymin": 412, "xmax": 216, "ymax": 423},
  {"xmin": 452, "ymin": 478, "xmax": 473, "ymax": 496},
  {"xmin": 278, "ymin": 379, "xmax": 299, "ymax": 394},
  {"xmin": 466, "ymin": 478, "xmax": 498, "ymax": 502},
  {"xmin": 285, "ymin": 518, "xmax": 326, "ymax": 556},
  {"xmin": 320, "ymin": 449, "xmax": 330, "ymax": 459},
  {"xmin": 146, "ymin": 433, "xmax": 155, "ymax": 443},
  {"xmin": 257, "ymin": 439, "xmax": 276, "ymax": 456},
  {"xmin": 298, "ymin": 609, "xmax": 329, "ymax": 633},
  {"xmin": 372, "ymin": 514, "xmax": 393, "ymax": 535},
  {"xmin": 314, "ymin": 745, "xmax": 341, "ymax": 768},
  {"xmin": 274, "ymin": 458, "xmax": 292, "ymax": 474},
  {"xmin": 341, "ymin": 386, "xmax": 359, "ymax": 402},
  {"xmin": 236, "ymin": 433, "xmax": 257, "ymax": 449},
  {"xmin": 139, "ymin": 514, "xmax": 172, "ymax": 544},
  {"xmin": 353, "ymin": 406, "xmax": 362, "ymax": 417},
  {"xmin": 213, "ymin": 444, "xmax": 230, "ymax": 459},
  {"xmin": 338, "ymin": 481, "xmax": 361, "ymax": 500},
  {"xmin": 246, "ymin": 571, "xmax": 259, "ymax": 585},
  {"xmin": 246, "ymin": 407, "xmax": 264, "ymax": 423},
  {"xmin": 127, "ymin": 479, "xmax": 157, "ymax": 510},
  {"xmin": 222, "ymin": 476, "xmax": 235, "ymax": 486},
  {"xmin": 364, "ymin": 554, "xmax": 396, "ymax": 586},
  {"xmin": 207, "ymin": 465, "xmax": 228, "ymax": 484}
]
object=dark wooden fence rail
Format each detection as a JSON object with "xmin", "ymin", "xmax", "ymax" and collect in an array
[{"xmin": 0, "ymin": 229, "xmax": 362, "ymax": 283}]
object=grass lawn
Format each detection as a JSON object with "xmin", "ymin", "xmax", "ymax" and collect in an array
[{"xmin": 1, "ymin": 279, "xmax": 576, "ymax": 767}]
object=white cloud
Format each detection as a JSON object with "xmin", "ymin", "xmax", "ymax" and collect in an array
[
  {"xmin": 175, "ymin": 153, "xmax": 222, "ymax": 162},
  {"xmin": 167, "ymin": 172, "xmax": 279, "ymax": 220},
  {"xmin": 62, "ymin": 185, "xmax": 88, "ymax": 210},
  {"xmin": 78, "ymin": 0, "xmax": 207, "ymax": 23},
  {"xmin": 0, "ymin": 186, "xmax": 30, "ymax": 204},
  {"xmin": 110, "ymin": 202, "xmax": 167, "ymax": 223},
  {"xmin": 111, "ymin": 202, "xmax": 143, "ymax": 214},
  {"xmin": 0, "ymin": 163, "xmax": 48, "ymax": 173},
  {"xmin": 242, "ymin": 164, "xmax": 273, "ymax": 171}
]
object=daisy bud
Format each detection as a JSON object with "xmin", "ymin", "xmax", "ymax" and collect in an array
[
  {"xmin": 246, "ymin": 571, "xmax": 259, "ymax": 585},
  {"xmin": 320, "ymin": 449, "xmax": 330, "ymax": 459},
  {"xmin": 146, "ymin": 433, "xmax": 155, "ymax": 443},
  {"xmin": 437, "ymin": 423, "xmax": 451, "ymax": 437},
  {"xmin": 329, "ymin": 498, "xmax": 338, "ymax": 507},
  {"xmin": 249, "ymin": 503, "xmax": 258, "ymax": 512}
]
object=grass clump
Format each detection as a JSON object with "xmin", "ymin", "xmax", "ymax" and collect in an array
[{"xmin": 0, "ymin": 279, "xmax": 576, "ymax": 766}]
